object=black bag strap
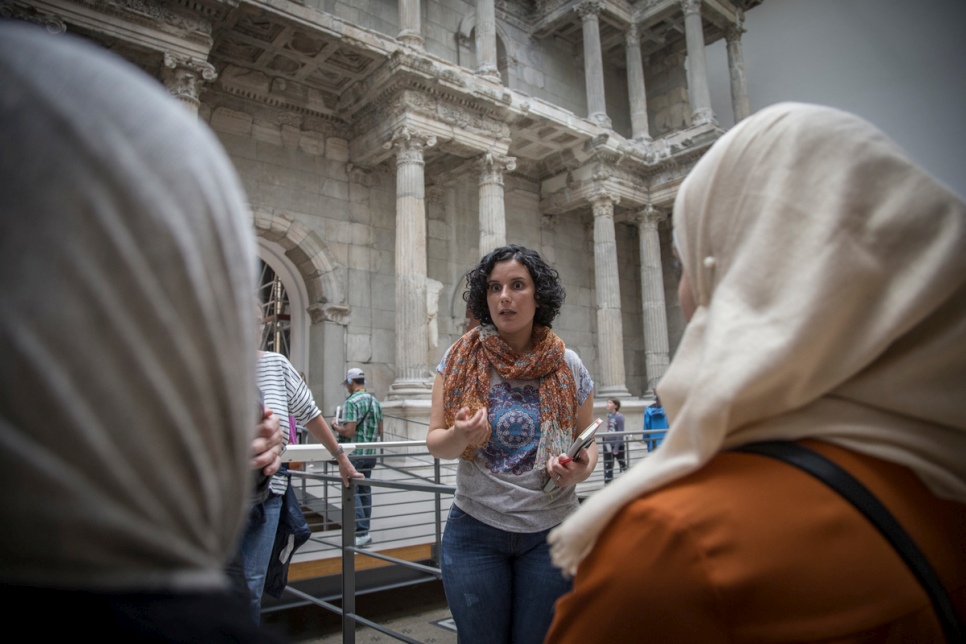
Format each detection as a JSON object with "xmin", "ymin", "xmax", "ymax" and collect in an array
[{"xmin": 731, "ymin": 441, "xmax": 964, "ymax": 643}]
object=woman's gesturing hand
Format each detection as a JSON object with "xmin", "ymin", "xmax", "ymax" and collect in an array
[{"xmin": 454, "ymin": 406, "xmax": 489, "ymax": 447}]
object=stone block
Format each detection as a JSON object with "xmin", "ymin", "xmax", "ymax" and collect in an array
[
  {"xmin": 321, "ymin": 178, "xmax": 350, "ymax": 201},
  {"xmin": 349, "ymin": 201, "xmax": 371, "ymax": 224},
  {"xmin": 371, "ymin": 328, "xmax": 395, "ymax": 363},
  {"xmin": 325, "ymin": 137, "xmax": 350, "ymax": 162},
  {"xmin": 210, "ymin": 107, "xmax": 253, "ymax": 136},
  {"xmin": 371, "ymin": 274, "xmax": 397, "ymax": 312},
  {"xmin": 347, "ymin": 332, "xmax": 374, "ymax": 363},
  {"xmin": 299, "ymin": 130, "xmax": 326, "ymax": 156},
  {"xmin": 252, "ymin": 120, "xmax": 282, "ymax": 145},
  {"xmin": 347, "ymin": 244, "xmax": 372, "ymax": 272},
  {"xmin": 347, "ymin": 267, "xmax": 372, "ymax": 305}
]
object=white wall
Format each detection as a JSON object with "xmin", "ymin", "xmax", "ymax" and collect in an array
[{"xmin": 706, "ymin": 0, "xmax": 966, "ymax": 199}]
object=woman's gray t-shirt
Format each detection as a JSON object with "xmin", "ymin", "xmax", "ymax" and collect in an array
[{"xmin": 437, "ymin": 346, "xmax": 594, "ymax": 533}]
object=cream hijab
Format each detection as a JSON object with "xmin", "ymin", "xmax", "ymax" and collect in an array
[
  {"xmin": 550, "ymin": 102, "xmax": 966, "ymax": 574},
  {"xmin": 0, "ymin": 25, "xmax": 256, "ymax": 589}
]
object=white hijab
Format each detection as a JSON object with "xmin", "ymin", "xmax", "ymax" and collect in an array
[
  {"xmin": 0, "ymin": 24, "xmax": 257, "ymax": 590},
  {"xmin": 550, "ymin": 102, "xmax": 966, "ymax": 574}
]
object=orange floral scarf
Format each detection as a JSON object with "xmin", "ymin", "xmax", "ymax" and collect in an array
[{"xmin": 442, "ymin": 324, "xmax": 578, "ymax": 468}]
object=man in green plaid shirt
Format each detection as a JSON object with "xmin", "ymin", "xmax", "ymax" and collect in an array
[{"xmin": 332, "ymin": 367, "xmax": 383, "ymax": 547}]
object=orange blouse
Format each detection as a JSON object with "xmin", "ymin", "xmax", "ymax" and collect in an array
[{"xmin": 547, "ymin": 440, "xmax": 966, "ymax": 643}]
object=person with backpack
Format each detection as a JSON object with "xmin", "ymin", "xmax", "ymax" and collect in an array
[{"xmin": 643, "ymin": 394, "xmax": 669, "ymax": 451}]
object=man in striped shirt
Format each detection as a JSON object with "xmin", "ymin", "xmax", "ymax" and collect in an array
[{"xmin": 234, "ymin": 346, "xmax": 361, "ymax": 623}]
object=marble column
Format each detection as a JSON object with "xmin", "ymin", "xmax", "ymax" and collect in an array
[
  {"xmin": 575, "ymin": 0, "xmax": 611, "ymax": 129},
  {"xmin": 637, "ymin": 206, "xmax": 670, "ymax": 392},
  {"xmin": 398, "ymin": 0, "xmax": 424, "ymax": 48},
  {"xmin": 681, "ymin": 0, "xmax": 715, "ymax": 125},
  {"xmin": 726, "ymin": 9, "xmax": 751, "ymax": 123},
  {"xmin": 478, "ymin": 152, "xmax": 516, "ymax": 254},
  {"xmin": 162, "ymin": 52, "xmax": 217, "ymax": 115},
  {"xmin": 591, "ymin": 191, "xmax": 630, "ymax": 398},
  {"xmin": 475, "ymin": 0, "xmax": 499, "ymax": 79},
  {"xmin": 625, "ymin": 23, "xmax": 650, "ymax": 142},
  {"xmin": 387, "ymin": 127, "xmax": 436, "ymax": 398}
]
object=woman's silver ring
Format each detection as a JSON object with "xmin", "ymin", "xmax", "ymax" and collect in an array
[{"xmin": 556, "ymin": 475, "xmax": 562, "ymax": 482}]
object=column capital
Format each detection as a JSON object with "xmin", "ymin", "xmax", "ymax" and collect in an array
[
  {"xmin": 635, "ymin": 205, "xmax": 668, "ymax": 229},
  {"xmin": 681, "ymin": 0, "xmax": 702, "ymax": 17},
  {"xmin": 384, "ymin": 126, "xmax": 437, "ymax": 159},
  {"xmin": 626, "ymin": 22, "xmax": 641, "ymax": 45},
  {"xmin": 726, "ymin": 8, "xmax": 746, "ymax": 42},
  {"xmin": 574, "ymin": 0, "xmax": 603, "ymax": 20},
  {"xmin": 162, "ymin": 52, "xmax": 217, "ymax": 111},
  {"xmin": 479, "ymin": 151, "xmax": 517, "ymax": 174},
  {"xmin": 589, "ymin": 188, "xmax": 620, "ymax": 217}
]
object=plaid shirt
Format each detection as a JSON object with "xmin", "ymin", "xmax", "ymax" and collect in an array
[{"xmin": 340, "ymin": 389, "xmax": 382, "ymax": 456}]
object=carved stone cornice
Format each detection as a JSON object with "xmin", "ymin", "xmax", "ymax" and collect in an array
[
  {"xmin": 78, "ymin": 0, "xmax": 214, "ymax": 44},
  {"xmin": 1, "ymin": 2, "xmax": 66, "ymax": 33}
]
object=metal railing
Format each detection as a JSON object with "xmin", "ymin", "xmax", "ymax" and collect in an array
[{"xmin": 274, "ymin": 422, "xmax": 665, "ymax": 642}]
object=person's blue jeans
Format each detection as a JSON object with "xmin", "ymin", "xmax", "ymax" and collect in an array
[
  {"xmin": 440, "ymin": 504, "xmax": 572, "ymax": 644},
  {"xmin": 232, "ymin": 492, "xmax": 283, "ymax": 623},
  {"xmin": 352, "ymin": 456, "xmax": 376, "ymax": 534}
]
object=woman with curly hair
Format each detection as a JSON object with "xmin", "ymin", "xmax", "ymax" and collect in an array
[{"xmin": 428, "ymin": 244, "xmax": 597, "ymax": 643}]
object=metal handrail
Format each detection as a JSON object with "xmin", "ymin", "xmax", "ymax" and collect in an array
[{"xmin": 276, "ymin": 430, "xmax": 663, "ymax": 642}]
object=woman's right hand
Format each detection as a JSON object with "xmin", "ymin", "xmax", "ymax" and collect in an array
[{"xmin": 454, "ymin": 406, "xmax": 488, "ymax": 447}]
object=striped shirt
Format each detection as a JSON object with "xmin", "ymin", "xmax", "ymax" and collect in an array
[{"xmin": 256, "ymin": 351, "xmax": 322, "ymax": 495}]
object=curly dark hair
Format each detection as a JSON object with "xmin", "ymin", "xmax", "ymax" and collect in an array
[{"xmin": 463, "ymin": 244, "xmax": 566, "ymax": 328}]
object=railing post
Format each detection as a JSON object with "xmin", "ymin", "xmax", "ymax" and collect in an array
[
  {"xmin": 434, "ymin": 458, "xmax": 442, "ymax": 564},
  {"xmin": 342, "ymin": 480, "xmax": 356, "ymax": 644}
]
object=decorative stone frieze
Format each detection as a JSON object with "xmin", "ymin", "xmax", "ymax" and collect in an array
[{"xmin": 0, "ymin": 2, "xmax": 66, "ymax": 33}]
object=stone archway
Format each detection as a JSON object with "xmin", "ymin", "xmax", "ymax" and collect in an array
[{"xmin": 251, "ymin": 206, "xmax": 348, "ymax": 325}]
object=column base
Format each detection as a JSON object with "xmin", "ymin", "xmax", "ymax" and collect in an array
[
  {"xmin": 691, "ymin": 107, "xmax": 717, "ymax": 126},
  {"xmin": 397, "ymin": 30, "xmax": 425, "ymax": 48},
  {"xmin": 589, "ymin": 112, "xmax": 612, "ymax": 129},
  {"xmin": 387, "ymin": 377, "xmax": 433, "ymax": 400},
  {"xmin": 597, "ymin": 384, "xmax": 633, "ymax": 399},
  {"xmin": 475, "ymin": 67, "xmax": 502, "ymax": 82}
]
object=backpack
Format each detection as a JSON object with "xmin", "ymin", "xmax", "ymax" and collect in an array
[{"xmin": 644, "ymin": 406, "xmax": 668, "ymax": 430}]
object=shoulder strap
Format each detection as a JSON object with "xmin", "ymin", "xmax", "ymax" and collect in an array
[{"xmin": 731, "ymin": 441, "xmax": 964, "ymax": 643}]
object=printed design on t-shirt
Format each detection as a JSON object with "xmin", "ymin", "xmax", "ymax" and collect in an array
[{"xmin": 481, "ymin": 381, "xmax": 541, "ymax": 475}]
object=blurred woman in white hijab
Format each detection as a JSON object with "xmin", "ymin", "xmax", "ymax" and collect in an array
[
  {"xmin": 0, "ymin": 23, "xmax": 285, "ymax": 641},
  {"xmin": 547, "ymin": 103, "xmax": 966, "ymax": 642}
]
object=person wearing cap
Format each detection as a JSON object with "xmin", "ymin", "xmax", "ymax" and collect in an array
[{"xmin": 332, "ymin": 368, "xmax": 384, "ymax": 547}]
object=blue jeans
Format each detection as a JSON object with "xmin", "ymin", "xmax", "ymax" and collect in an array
[
  {"xmin": 232, "ymin": 492, "xmax": 283, "ymax": 623},
  {"xmin": 440, "ymin": 505, "xmax": 572, "ymax": 644},
  {"xmin": 353, "ymin": 456, "xmax": 376, "ymax": 534}
]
